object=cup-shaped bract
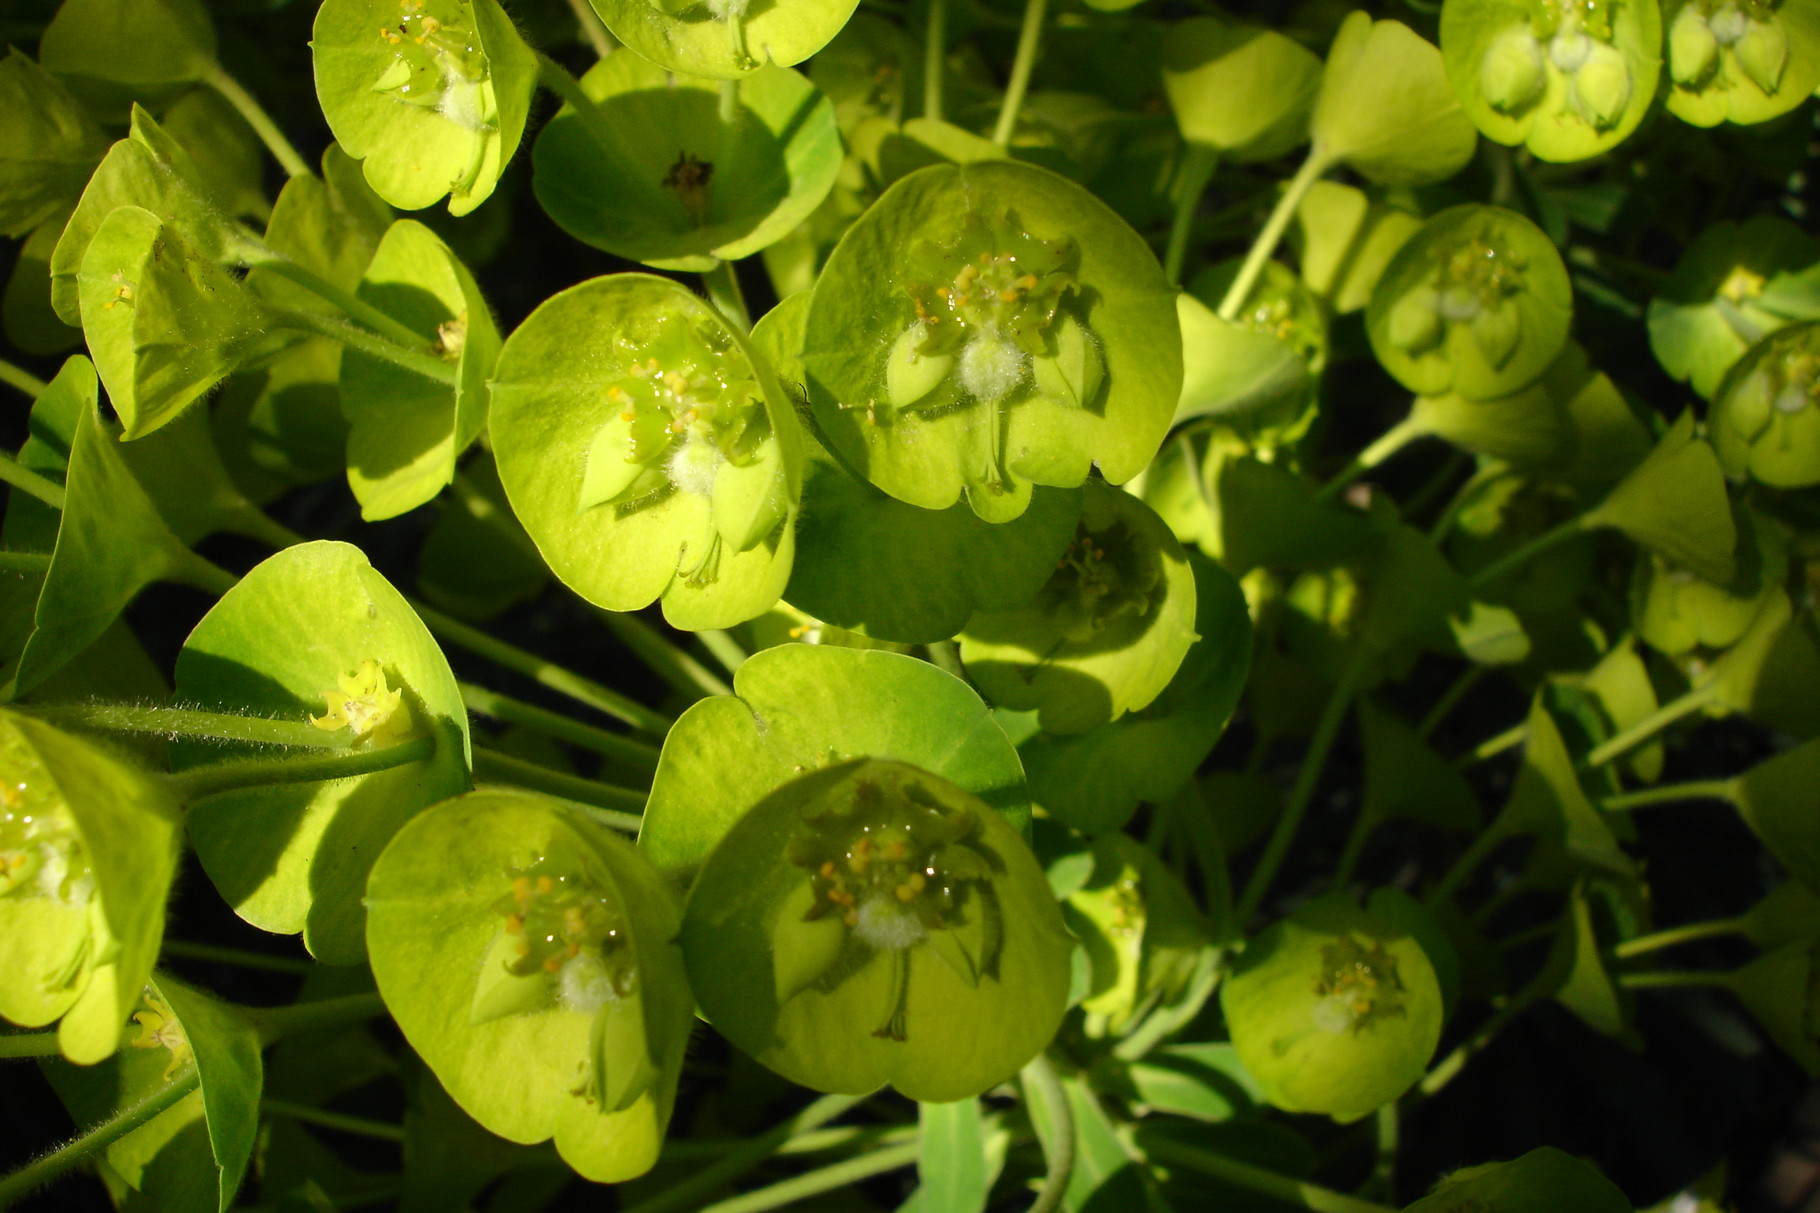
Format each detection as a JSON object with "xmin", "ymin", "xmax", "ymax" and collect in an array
[
  {"xmin": 1710, "ymin": 321, "xmax": 1820, "ymax": 487},
  {"xmin": 77, "ymin": 205, "xmax": 280, "ymax": 441},
  {"xmin": 38, "ymin": 0, "xmax": 218, "ymax": 94},
  {"xmin": 1162, "ymin": 18, "xmax": 1321, "ymax": 163},
  {"xmin": 1180, "ymin": 258, "xmax": 1328, "ymax": 444},
  {"xmin": 1290, "ymin": 180, "xmax": 1423, "ymax": 316},
  {"xmin": 1367, "ymin": 204, "xmax": 1572, "ymax": 401},
  {"xmin": 1404, "ymin": 1147, "xmax": 1633, "ymax": 1213},
  {"xmin": 532, "ymin": 54, "xmax": 840, "ymax": 272},
  {"xmin": 588, "ymin": 0, "xmax": 858, "ymax": 79},
  {"xmin": 680, "ymin": 758, "xmax": 1071, "ymax": 1101},
  {"xmin": 1311, "ymin": 12, "xmax": 1479, "ymax": 187},
  {"xmin": 1664, "ymin": 0, "xmax": 1820, "ymax": 127},
  {"xmin": 312, "ymin": 0, "xmax": 537, "ymax": 215},
  {"xmin": 1632, "ymin": 506, "xmax": 1787, "ymax": 656},
  {"xmin": 173, "ymin": 541, "xmax": 472, "ymax": 964},
  {"xmin": 960, "ymin": 482, "xmax": 1197, "ymax": 736},
  {"xmin": 803, "ymin": 161, "xmax": 1180, "ymax": 524},
  {"xmin": 1220, "ymin": 894, "xmax": 1442, "ymax": 1123},
  {"xmin": 366, "ymin": 789, "xmax": 693, "ymax": 1182},
  {"xmin": 1442, "ymin": 0, "xmax": 1662, "ymax": 162},
  {"xmin": 490, "ymin": 274, "xmax": 803, "ymax": 631},
  {"xmin": 341, "ymin": 219, "xmax": 499, "ymax": 520},
  {"xmin": 0, "ymin": 709, "xmax": 182, "ymax": 1064},
  {"xmin": 1647, "ymin": 216, "xmax": 1820, "ymax": 401}
]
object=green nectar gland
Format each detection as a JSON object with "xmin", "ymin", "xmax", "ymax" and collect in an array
[
  {"xmin": 578, "ymin": 313, "xmax": 776, "ymax": 586},
  {"xmin": 1388, "ymin": 228, "xmax": 1528, "ymax": 369},
  {"xmin": 1671, "ymin": 1, "xmax": 1788, "ymax": 92},
  {"xmin": 373, "ymin": 0, "xmax": 493, "ymax": 122},
  {"xmin": 310, "ymin": 658, "xmax": 417, "ymax": 747},
  {"xmin": 1481, "ymin": 0, "xmax": 1634, "ymax": 128},
  {"xmin": 1043, "ymin": 517, "xmax": 1160, "ymax": 645},
  {"xmin": 129, "ymin": 989, "xmax": 193, "ymax": 1081},
  {"xmin": 0, "ymin": 741, "xmax": 92, "ymax": 911},
  {"xmin": 780, "ymin": 769, "xmax": 1004, "ymax": 1042},
  {"xmin": 1311, "ymin": 935, "xmax": 1410, "ymax": 1035},
  {"xmin": 888, "ymin": 211, "xmax": 1082, "ymax": 414}
]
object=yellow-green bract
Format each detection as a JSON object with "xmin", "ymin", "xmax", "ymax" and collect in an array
[
  {"xmin": 679, "ymin": 758, "xmax": 1071, "ymax": 1101},
  {"xmin": 588, "ymin": 0, "xmax": 859, "ymax": 80}
]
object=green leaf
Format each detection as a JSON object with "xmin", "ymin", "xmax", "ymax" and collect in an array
[
  {"xmin": 1162, "ymin": 18, "xmax": 1321, "ymax": 162},
  {"xmin": 1646, "ymin": 216, "xmax": 1820, "ymax": 400},
  {"xmin": 1311, "ymin": 12, "xmax": 1478, "ymax": 186},
  {"xmin": 1442, "ymin": 0, "xmax": 1662, "ymax": 162},
  {"xmin": 490, "ymin": 273, "xmax": 803, "ymax": 630},
  {"xmin": 533, "ymin": 56, "xmax": 841, "ymax": 270},
  {"xmin": 961, "ymin": 482, "xmax": 1196, "ymax": 735},
  {"xmin": 1403, "ymin": 1147, "xmax": 1632, "ymax": 1213},
  {"xmin": 1221, "ymin": 893, "xmax": 1443, "ymax": 1123},
  {"xmin": 341, "ymin": 219, "xmax": 498, "ymax": 519},
  {"xmin": 1014, "ymin": 556, "xmax": 1251, "ymax": 835},
  {"xmin": 157, "ymin": 975, "xmax": 264, "ymax": 1211},
  {"xmin": 1709, "ymin": 320, "xmax": 1820, "ymax": 488},
  {"xmin": 1727, "ymin": 939, "xmax": 1820, "ymax": 1074},
  {"xmin": 1581, "ymin": 636, "xmax": 1663, "ymax": 784},
  {"xmin": 1632, "ymin": 503, "xmax": 1786, "ymax": 658},
  {"xmin": 1546, "ymin": 881, "xmax": 1630, "ymax": 1039},
  {"xmin": 161, "ymin": 86, "xmax": 270, "ymax": 223},
  {"xmin": 1172, "ymin": 292, "xmax": 1312, "ymax": 434},
  {"xmin": 919, "ymin": 1097, "xmax": 988, "ymax": 1213},
  {"xmin": 1121, "ymin": 1041, "xmax": 1264, "ymax": 1121},
  {"xmin": 679, "ymin": 758, "xmax": 1072, "ymax": 1101},
  {"xmin": 1585, "ymin": 410, "xmax": 1737, "ymax": 584},
  {"xmin": 312, "ymin": 0, "xmax": 538, "ymax": 215},
  {"xmin": 1734, "ymin": 737, "xmax": 1820, "ymax": 893},
  {"xmin": 5, "ymin": 212, "xmax": 84, "ymax": 355},
  {"xmin": 1665, "ymin": 0, "xmax": 1820, "ymax": 127},
  {"xmin": 10, "ymin": 376, "xmax": 198, "ymax": 696},
  {"xmin": 1064, "ymin": 832, "xmax": 1210, "ymax": 1032},
  {"xmin": 115, "ymin": 405, "xmax": 290, "ymax": 548},
  {"xmin": 1289, "ymin": 180, "xmax": 1422, "ymax": 315},
  {"xmin": 0, "ymin": 51, "xmax": 107, "ymax": 238},
  {"xmin": 0, "ymin": 708, "xmax": 183, "ymax": 1063},
  {"xmin": 1742, "ymin": 879, "xmax": 1820, "ymax": 952},
  {"xmin": 874, "ymin": 118, "xmax": 1008, "ymax": 189},
  {"xmin": 1359, "ymin": 699, "xmax": 1479, "ymax": 834},
  {"xmin": 38, "ymin": 0, "xmax": 218, "ymax": 91},
  {"xmin": 803, "ymin": 160, "xmax": 1180, "ymax": 521},
  {"xmin": 78, "ymin": 204, "xmax": 279, "ymax": 440},
  {"xmin": 588, "ymin": 0, "xmax": 859, "ymax": 78},
  {"xmin": 50, "ymin": 106, "xmax": 264, "ymax": 327},
  {"xmin": 366, "ymin": 788, "xmax": 693, "ymax": 1180},
  {"xmin": 1367, "ymin": 204, "xmax": 1572, "ymax": 401},
  {"xmin": 416, "ymin": 452, "xmax": 549, "ymax": 621},
  {"xmin": 640, "ymin": 643, "xmax": 1029, "ymax": 878},
  {"xmin": 1492, "ymin": 697, "xmax": 1634, "ymax": 887},
  {"xmin": 173, "ymin": 541, "xmax": 472, "ymax": 964}
]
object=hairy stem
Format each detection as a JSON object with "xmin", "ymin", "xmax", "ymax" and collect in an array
[
  {"xmin": 459, "ymin": 681, "xmax": 660, "ymax": 775},
  {"xmin": 697, "ymin": 1142, "xmax": 921, "ymax": 1213},
  {"xmin": 161, "ymin": 939, "xmax": 317, "ymax": 975},
  {"xmin": 262, "ymin": 1099, "xmax": 405, "ymax": 1142},
  {"xmin": 596, "ymin": 609, "xmax": 733, "ymax": 700},
  {"xmin": 0, "ymin": 451, "xmax": 67, "ymax": 510},
  {"xmin": 1600, "ymin": 779, "xmax": 1738, "ymax": 813},
  {"xmin": 564, "ymin": 0, "xmax": 616, "ymax": 56},
  {"xmin": 1583, "ymin": 686, "xmax": 1716, "ymax": 769},
  {"xmin": 1022, "ymin": 1051, "xmax": 1074, "ymax": 1213},
  {"xmin": 0, "ymin": 1031, "xmax": 62, "ymax": 1059},
  {"xmin": 472, "ymin": 746, "xmax": 646, "ymax": 818},
  {"xmin": 924, "ymin": 0, "xmax": 946, "ymax": 122},
  {"xmin": 1614, "ymin": 917, "xmax": 1747, "ymax": 961},
  {"xmin": 1314, "ymin": 412, "xmax": 1430, "ymax": 505},
  {"xmin": 0, "ymin": 358, "xmax": 49, "ymax": 399},
  {"xmin": 704, "ymin": 260, "xmax": 752, "ymax": 332},
  {"xmin": 1418, "ymin": 666, "xmax": 1485, "ymax": 740},
  {"xmin": 168, "ymin": 736, "xmax": 435, "ymax": 802},
  {"xmin": 247, "ymin": 992, "xmax": 387, "ymax": 1045},
  {"xmin": 203, "ymin": 65, "xmax": 312, "ymax": 178},
  {"xmin": 246, "ymin": 259, "xmax": 432, "ymax": 351},
  {"xmin": 1217, "ymin": 150, "xmax": 1331, "ymax": 323},
  {"xmin": 1466, "ymin": 513, "xmax": 1590, "ymax": 589},
  {"xmin": 1618, "ymin": 969, "xmax": 1734, "ymax": 990},
  {"xmin": 0, "ymin": 1064, "xmax": 200, "ymax": 1206},
  {"xmin": 270, "ymin": 307, "xmax": 457, "ymax": 387},
  {"xmin": 28, "ymin": 702, "xmax": 343, "ymax": 749},
  {"xmin": 992, "ymin": 0, "xmax": 1050, "ymax": 146}
]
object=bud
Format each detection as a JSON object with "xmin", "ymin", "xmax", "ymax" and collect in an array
[
  {"xmin": 885, "ymin": 322, "xmax": 953, "ymax": 409},
  {"xmin": 1570, "ymin": 41, "xmax": 1633, "ymax": 129},
  {"xmin": 1734, "ymin": 18, "xmax": 1790, "ymax": 94},
  {"xmin": 1668, "ymin": 5, "xmax": 1721, "ymax": 87},
  {"xmin": 1472, "ymin": 302, "xmax": 1523, "ymax": 369},
  {"xmin": 1388, "ymin": 287, "xmax": 1444, "ymax": 355},
  {"xmin": 1031, "ymin": 313, "xmax": 1105, "ymax": 409},
  {"xmin": 1481, "ymin": 26, "xmax": 1547, "ymax": 113}
]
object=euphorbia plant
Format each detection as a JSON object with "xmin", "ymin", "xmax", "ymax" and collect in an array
[{"xmin": 0, "ymin": 0, "xmax": 1817, "ymax": 1210}]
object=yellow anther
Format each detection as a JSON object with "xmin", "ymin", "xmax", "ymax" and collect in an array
[
  {"xmin": 505, "ymin": 913, "xmax": 524, "ymax": 934},
  {"xmin": 999, "ymin": 289, "xmax": 1019, "ymax": 303},
  {"xmin": 819, "ymin": 861, "xmax": 837, "ymax": 878},
  {"xmin": 885, "ymin": 839, "xmax": 907, "ymax": 861},
  {"xmin": 895, "ymin": 882, "xmax": 917, "ymax": 902},
  {"xmin": 1018, "ymin": 274, "xmax": 1038, "ymax": 289},
  {"xmin": 537, "ymin": 875, "xmax": 555, "ymax": 894},
  {"xmin": 544, "ymin": 954, "xmax": 563, "ymax": 973},
  {"xmin": 844, "ymin": 910, "xmax": 859, "ymax": 927}
]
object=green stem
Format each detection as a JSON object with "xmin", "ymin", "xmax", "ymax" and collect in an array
[
  {"xmin": 1236, "ymin": 650, "xmax": 1366, "ymax": 924},
  {"xmin": 271, "ymin": 307, "xmax": 457, "ymax": 387},
  {"xmin": 246, "ymin": 259, "xmax": 432, "ymax": 351},
  {"xmin": 202, "ymin": 65, "xmax": 311, "ymax": 178},
  {"xmin": 1022, "ymin": 1052, "xmax": 1074, "ymax": 1213},
  {"xmin": 246, "ymin": 992, "xmax": 387, "ymax": 1045},
  {"xmin": 1402, "ymin": 449, "xmax": 1470, "ymax": 524},
  {"xmin": 262, "ymin": 1098, "xmax": 405, "ymax": 1143},
  {"xmin": 1618, "ymin": 969, "xmax": 1733, "ymax": 990},
  {"xmin": 1426, "ymin": 823, "xmax": 1507, "ymax": 908},
  {"xmin": 1583, "ymin": 685, "xmax": 1716, "ymax": 769},
  {"xmin": 0, "ymin": 358, "xmax": 48, "ymax": 399},
  {"xmin": 536, "ymin": 51, "xmax": 597, "ymax": 116},
  {"xmin": 0, "ymin": 550, "xmax": 52, "ymax": 575},
  {"xmin": 472, "ymin": 746, "xmax": 645, "ymax": 818},
  {"xmin": 168, "ymin": 549, "xmax": 242, "ymax": 598},
  {"xmin": 1615, "ymin": 917, "xmax": 1747, "ymax": 961},
  {"xmin": 924, "ymin": 639, "xmax": 965, "ymax": 680},
  {"xmin": 1330, "ymin": 808, "xmax": 1379, "ymax": 890},
  {"xmin": 28, "ymin": 702, "xmax": 343, "ymax": 749},
  {"xmin": 563, "ymin": 0, "xmax": 616, "ymax": 56},
  {"xmin": 1455, "ymin": 720, "xmax": 1525, "ymax": 768},
  {"xmin": 160, "ymin": 939, "xmax": 317, "ymax": 974},
  {"xmin": 167, "ymin": 735, "xmax": 435, "ymax": 802},
  {"xmin": 0, "ymin": 451, "xmax": 67, "ymax": 510},
  {"xmin": 991, "ymin": 0, "xmax": 1050, "ymax": 147},
  {"xmin": 621, "ymin": 1093, "xmax": 870, "ymax": 1213},
  {"xmin": 1217, "ymin": 150, "xmax": 1332, "ymax": 323},
  {"xmin": 0, "ymin": 1031, "xmax": 61, "ymax": 1059},
  {"xmin": 1415, "ymin": 993, "xmax": 1535, "ymax": 1099},
  {"xmin": 0, "ymin": 1064, "xmax": 200, "ymax": 1206},
  {"xmin": 696, "ymin": 630, "xmax": 750, "ymax": 678},
  {"xmin": 458, "ymin": 681, "xmax": 660, "ymax": 775},
  {"xmin": 1141, "ymin": 1136, "xmax": 1397, "ymax": 1213},
  {"xmin": 1428, "ymin": 460, "xmax": 1509, "ymax": 545},
  {"xmin": 1163, "ymin": 144, "xmax": 1220, "ymax": 287},
  {"xmin": 924, "ymin": 0, "xmax": 946, "ymax": 122},
  {"xmin": 1418, "ymin": 666, "xmax": 1485, "ymax": 740},
  {"xmin": 1112, "ymin": 946, "xmax": 1222, "ymax": 1062},
  {"xmin": 1466, "ymin": 513, "xmax": 1590, "ymax": 589},
  {"xmin": 1364, "ymin": 1102, "xmax": 1398, "ymax": 1201},
  {"xmin": 1600, "ymin": 779, "xmax": 1737, "ymax": 812},
  {"xmin": 704, "ymin": 260, "xmax": 751, "ymax": 332},
  {"xmin": 597, "ymin": 609, "xmax": 733, "ymax": 700},
  {"xmin": 696, "ymin": 1142, "xmax": 921, "ymax": 1213},
  {"xmin": 416, "ymin": 603, "xmax": 674, "ymax": 736},
  {"xmin": 1313, "ymin": 412, "xmax": 1430, "ymax": 505}
]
